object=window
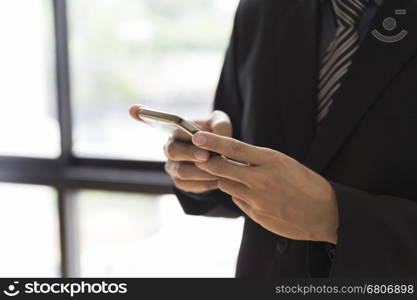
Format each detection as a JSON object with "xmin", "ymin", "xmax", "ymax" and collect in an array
[
  {"xmin": 69, "ymin": 0, "xmax": 239, "ymax": 160},
  {"xmin": 77, "ymin": 191, "xmax": 242, "ymax": 277},
  {"xmin": 0, "ymin": 0, "xmax": 59, "ymax": 158},
  {"xmin": 0, "ymin": 183, "xmax": 60, "ymax": 277},
  {"xmin": 0, "ymin": 0, "xmax": 241, "ymax": 277}
]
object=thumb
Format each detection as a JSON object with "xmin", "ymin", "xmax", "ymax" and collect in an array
[{"xmin": 209, "ymin": 110, "xmax": 232, "ymax": 137}]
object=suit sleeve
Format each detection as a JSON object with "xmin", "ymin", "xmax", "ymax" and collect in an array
[
  {"xmin": 174, "ymin": 4, "xmax": 243, "ymax": 218},
  {"xmin": 329, "ymin": 183, "xmax": 417, "ymax": 277}
]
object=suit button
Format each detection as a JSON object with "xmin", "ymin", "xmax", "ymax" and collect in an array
[
  {"xmin": 328, "ymin": 247, "xmax": 336, "ymax": 262},
  {"xmin": 276, "ymin": 237, "xmax": 289, "ymax": 254}
]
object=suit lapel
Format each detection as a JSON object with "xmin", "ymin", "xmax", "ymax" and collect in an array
[
  {"xmin": 304, "ymin": 0, "xmax": 417, "ymax": 173},
  {"xmin": 278, "ymin": 0, "xmax": 320, "ymax": 161}
]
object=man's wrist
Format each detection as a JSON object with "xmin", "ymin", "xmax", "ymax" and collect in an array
[
  {"xmin": 323, "ymin": 182, "xmax": 339, "ymax": 244},
  {"xmin": 310, "ymin": 181, "xmax": 339, "ymax": 244}
]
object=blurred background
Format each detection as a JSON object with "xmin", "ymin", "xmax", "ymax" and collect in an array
[{"xmin": 0, "ymin": 0, "xmax": 243, "ymax": 277}]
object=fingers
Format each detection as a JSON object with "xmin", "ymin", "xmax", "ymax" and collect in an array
[
  {"xmin": 209, "ymin": 110, "xmax": 232, "ymax": 137},
  {"xmin": 128, "ymin": 105, "xmax": 145, "ymax": 122},
  {"xmin": 217, "ymin": 178, "xmax": 254, "ymax": 200},
  {"xmin": 193, "ymin": 111, "xmax": 232, "ymax": 136},
  {"xmin": 192, "ymin": 120, "xmax": 211, "ymax": 132},
  {"xmin": 192, "ymin": 131, "xmax": 269, "ymax": 165},
  {"xmin": 231, "ymin": 197, "xmax": 256, "ymax": 218},
  {"xmin": 172, "ymin": 178, "xmax": 218, "ymax": 194},
  {"xmin": 164, "ymin": 138, "xmax": 209, "ymax": 162},
  {"xmin": 165, "ymin": 160, "xmax": 219, "ymax": 194},
  {"xmin": 195, "ymin": 155, "xmax": 252, "ymax": 185},
  {"xmin": 165, "ymin": 161, "xmax": 218, "ymax": 181}
]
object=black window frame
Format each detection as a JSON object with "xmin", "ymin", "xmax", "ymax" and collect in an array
[{"xmin": 0, "ymin": 0, "xmax": 172, "ymax": 277}]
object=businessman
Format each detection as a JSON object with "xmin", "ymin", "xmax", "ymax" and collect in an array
[{"xmin": 131, "ymin": 0, "xmax": 417, "ymax": 277}]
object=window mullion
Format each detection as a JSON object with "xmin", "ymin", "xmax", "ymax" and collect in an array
[
  {"xmin": 53, "ymin": 0, "xmax": 73, "ymax": 163},
  {"xmin": 58, "ymin": 189, "xmax": 80, "ymax": 277}
]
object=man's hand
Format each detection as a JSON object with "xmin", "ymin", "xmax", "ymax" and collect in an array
[
  {"xmin": 191, "ymin": 131, "xmax": 339, "ymax": 244},
  {"xmin": 129, "ymin": 105, "xmax": 232, "ymax": 194}
]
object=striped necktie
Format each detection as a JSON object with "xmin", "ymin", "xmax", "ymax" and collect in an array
[{"xmin": 317, "ymin": 0, "xmax": 369, "ymax": 123}]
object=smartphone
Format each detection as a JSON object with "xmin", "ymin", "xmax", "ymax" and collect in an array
[
  {"xmin": 136, "ymin": 107, "xmax": 200, "ymax": 143},
  {"xmin": 136, "ymin": 106, "xmax": 249, "ymax": 166}
]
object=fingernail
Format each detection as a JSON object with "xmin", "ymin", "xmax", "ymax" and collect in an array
[
  {"xmin": 194, "ymin": 149, "xmax": 209, "ymax": 161},
  {"xmin": 167, "ymin": 162, "xmax": 179, "ymax": 171},
  {"xmin": 172, "ymin": 162, "xmax": 179, "ymax": 171},
  {"xmin": 193, "ymin": 133, "xmax": 207, "ymax": 146}
]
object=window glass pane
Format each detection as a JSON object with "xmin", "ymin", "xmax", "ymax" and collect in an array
[
  {"xmin": 0, "ymin": 183, "xmax": 60, "ymax": 277},
  {"xmin": 0, "ymin": 1, "xmax": 59, "ymax": 158},
  {"xmin": 69, "ymin": 0, "xmax": 239, "ymax": 160},
  {"xmin": 77, "ymin": 190, "xmax": 243, "ymax": 277}
]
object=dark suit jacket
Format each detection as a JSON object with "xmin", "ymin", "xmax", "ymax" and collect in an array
[{"xmin": 174, "ymin": 0, "xmax": 417, "ymax": 277}]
